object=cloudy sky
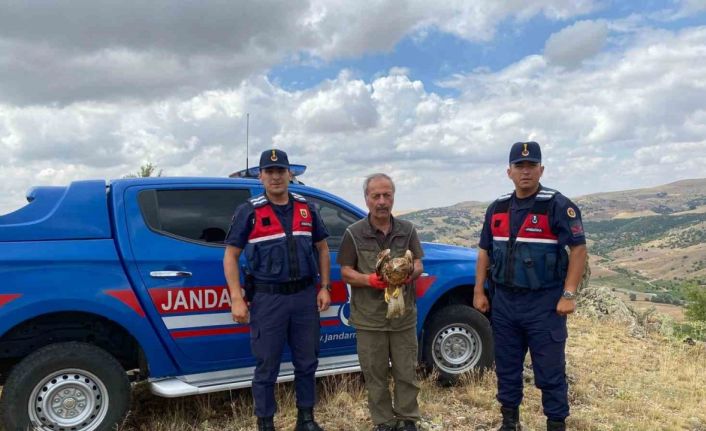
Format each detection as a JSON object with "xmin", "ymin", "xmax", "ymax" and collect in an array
[{"xmin": 1, "ymin": 0, "xmax": 705, "ymax": 213}]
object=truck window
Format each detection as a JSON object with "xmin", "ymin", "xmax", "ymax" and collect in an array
[
  {"xmin": 305, "ymin": 196, "xmax": 361, "ymax": 251},
  {"xmin": 138, "ymin": 189, "xmax": 250, "ymax": 244}
]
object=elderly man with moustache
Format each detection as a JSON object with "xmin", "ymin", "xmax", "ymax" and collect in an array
[{"xmin": 337, "ymin": 173, "xmax": 425, "ymax": 431}]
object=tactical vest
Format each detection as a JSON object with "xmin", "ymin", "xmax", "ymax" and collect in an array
[
  {"xmin": 490, "ymin": 188, "xmax": 568, "ymax": 290},
  {"xmin": 244, "ymin": 193, "xmax": 318, "ymax": 283}
]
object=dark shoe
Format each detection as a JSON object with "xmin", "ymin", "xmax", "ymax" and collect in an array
[
  {"xmin": 498, "ymin": 406, "xmax": 521, "ymax": 431},
  {"xmin": 295, "ymin": 408, "xmax": 323, "ymax": 431},
  {"xmin": 546, "ymin": 420, "xmax": 566, "ymax": 431},
  {"xmin": 396, "ymin": 420, "xmax": 418, "ymax": 431},
  {"xmin": 258, "ymin": 416, "xmax": 276, "ymax": 431},
  {"xmin": 372, "ymin": 424, "xmax": 395, "ymax": 431}
]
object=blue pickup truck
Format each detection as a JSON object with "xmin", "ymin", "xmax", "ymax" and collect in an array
[{"xmin": 0, "ymin": 175, "xmax": 492, "ymax": 431}]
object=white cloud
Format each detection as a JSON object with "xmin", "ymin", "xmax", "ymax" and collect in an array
[
  {"xmin": 293, "ymin": 73, "xmax": 379, "ymax": 133},
  {"xmin": 429, "ymin": 0, "xmax": 599, "ymax": 41},
  {"xmin": 678, "ymin": 0, "xmax": 706, "ymax": 15},
  {"xmin": 0, "ymin": 0, "xmax": 599, "ymax": 105},
  {"xmin": 1, "ymin": 14, "xmax": 705, "ymax": 217},
  {"xmin": 544, "ymin": 20, "xmax": 609, "ymax": 68},
  {"xmin": 650, "ymin": 0, "xmax": 706, "ymax": 21}
]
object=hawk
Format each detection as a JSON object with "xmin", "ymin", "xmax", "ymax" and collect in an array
[{"xmin": 376, "ymin": 249, "xmax": 414, "ymax": 319}]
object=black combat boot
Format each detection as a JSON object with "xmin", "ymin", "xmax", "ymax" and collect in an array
[
  {"xmin": 396, "ymin": 419, "xmax": 418, "ymax": 431},
  {"xmin": 258, "ymin": 416, "xmax": 276, "ymax": 431},
  {"xmin": 498, "ymin": 406, "xmax": 521, "ymax": 431},
  {"xmin": 546, "ymin": 419, "xmax": 566, "ymax": 431},
  {"xmin": 294, "ymin": 408, "xmax": 323, "ymax": 431}
]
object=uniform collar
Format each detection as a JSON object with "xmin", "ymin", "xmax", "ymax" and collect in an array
[
  {"xmin": 264, "ymin": 192, "xmax": 293, "ymax": 207},
  {"xmin": 512, "ymin": 183, "xmax": 543, "ymax": 202}
]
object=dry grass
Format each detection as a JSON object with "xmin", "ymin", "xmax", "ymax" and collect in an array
[
  {"xmin": 608, "ymin": 240, "xmax": 706, "ymax": 282},
  {"xmin": 118, "ymin": 315, "xmax": 706, "ymax": 431},
  {"xmin": 614, "ymin": 290, "xmax": 686, "ymax": 321}
]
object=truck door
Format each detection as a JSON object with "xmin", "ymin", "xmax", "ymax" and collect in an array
[
  {"xmin": 122, "ymin": 184, "xmax": 255, "ymax": 374},
  {"xmin": 299, "ymin": 192, "xmax": 362, "ymax": 357}
]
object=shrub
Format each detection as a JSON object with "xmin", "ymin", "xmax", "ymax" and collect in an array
[
  {"xmin": 673, "ymin": 320, "xmax": 706, "ymax": 341},
  {"xmin": 629, "ymin": 293, "xmax": 637, "ymax": 301},
  {"xmin": 651, "ymin": 293, "xmax": 680, "ymax": 305},
  {"xmin": 684, "ymin": 285, "xmax": 706, "ymax": 322}
]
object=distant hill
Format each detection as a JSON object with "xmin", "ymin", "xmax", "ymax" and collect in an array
[
  {"xmin": 575, "ymin": 178, "xmax": 706, "ymax": 221},
  {"xmin": 400, "ymin": 200, "xmax": 487, "ymax": 246},
  {"xmin": 401, "ymin": 178, "xmax": 706, "ymax": 294}
]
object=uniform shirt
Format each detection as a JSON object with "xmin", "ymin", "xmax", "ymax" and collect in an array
[
  {"xmin": 225, "ymin": 198, "xmax": 329, "ymax": 249},
  {"xmin": 479, "ymin": 187, "xmax": 585, "ymax": 252}
]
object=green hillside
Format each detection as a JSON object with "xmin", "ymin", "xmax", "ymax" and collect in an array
[
  {"xmin": 401, "ymin": 179, "xmax": 706, "ymax": 299},
  {"xmin": 584, "ymin": 213, "xmax": 706, "ymax": 255}
]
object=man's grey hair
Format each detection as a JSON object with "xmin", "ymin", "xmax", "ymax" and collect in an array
[{"xmin": 363, "ymin": 173, "xmax": 395, "ymax": 196}]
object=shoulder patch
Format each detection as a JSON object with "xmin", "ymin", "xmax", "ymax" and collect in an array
[
  {"xmin": 567, "ymin": 207, "xmax": 577, "ymax": 218},
  {"xmin": 248, "ymin": 194, "xmax": 268, "ymax": 208},
  {"xmin": 570, "ymin": 219, "xmax": 584, "ymax": 236},
  {"xmin": 535, "ymin": 187, "xmax": 558, "ymax": 202},
  {"xmin": 496, "ymin": 192, "xmax": 512, "ymax": 202},
  {"xmin": 290, "ymin": 192, "xmax": 307, "ymax": 202}
]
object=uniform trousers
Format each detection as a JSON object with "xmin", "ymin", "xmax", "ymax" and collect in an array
[
  {"xmin": 249, "ymin": 285, "xmax": 320, "ymax": 417},
  {"xmin": 491, "ymin": 286, "xmax": 569, "ymax": 421}
]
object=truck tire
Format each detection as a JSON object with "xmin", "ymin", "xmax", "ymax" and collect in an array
[
  {"xmin": 422, "ymin": 304, "xmax": 494, "ymax": 384},
  {"xmin": 0, "ymin": 341, "xmax": 130, "ymax": 431}
]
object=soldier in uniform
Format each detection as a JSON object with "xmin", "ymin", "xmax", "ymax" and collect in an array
[
  {"xmin": 337, "ymin": 173, "xmax": 425, "ymax": 431},
  {"xmin": 473, "ymin": 142, "xmax": 587, "ymax": 431},
  {"xmin": 224, "ymin": 149, "xmax": 332, "ymax": 431}
]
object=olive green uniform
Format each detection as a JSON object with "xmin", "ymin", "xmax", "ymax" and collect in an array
[{"xmin": 337, "ymin": 216, "xmax": 424, "ymax": 426}]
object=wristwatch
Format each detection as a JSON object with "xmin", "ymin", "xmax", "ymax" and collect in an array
[
  {"xmin": 320, "ymin": 283, "xmax": 332, "ymax": 292},
  {"xmin": 561, "ymin": 290, "xmax": 577, "ymax": 300}
]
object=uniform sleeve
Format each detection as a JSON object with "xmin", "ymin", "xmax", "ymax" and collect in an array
[
  {"xmin": 551, "ymin": 196, "xmax": 586, "ymax": 247},
  {"xmin": 224, "ymin": 203, "xmax": 255, "ymax": 249},
  {"xmin": 336, "ymin": 230, "xmax": 358, "ymax": 267},
  {"xmin": 408, "ymin": 227, "xmax": 425, "ymax": 259},
  {"xmin": 309, "ymin": 203, "xmax": 329, "ymax": 243},
  {"xmin": 478, "ymin": 204, "xmax": 494, "ymax": 250}
]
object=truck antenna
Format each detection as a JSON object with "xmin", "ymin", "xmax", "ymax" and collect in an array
[{"xmin": 245, "ymin": 113, "xmax": 250, "ymax": 170}]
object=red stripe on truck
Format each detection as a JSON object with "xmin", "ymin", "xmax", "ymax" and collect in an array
[
  {"xmin": 171, "ymin": 326, "xmax": 250, "ymax": 339},
  {"xmin": 0, "ymin": 294, "xmax": 21, "ymax": 308},
  {"xmin": 105, "ymin": 289, "xmax": 146, "ymax": 317}
]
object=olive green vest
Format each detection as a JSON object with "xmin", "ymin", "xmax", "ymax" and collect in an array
[{"xmin": 346, "ymin": 217, "xmax": 417, "ymax": 331}]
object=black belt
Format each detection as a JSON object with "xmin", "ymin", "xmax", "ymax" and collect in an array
[
  {"xmin": 254, "ymin": 278, "xmax": 313, "ymax": 295},
  {"xmin": 497, "ymin": 285, "xmax": 533, "ymax": 294},
  {"xmin": 497, "ymin": 285, "xmax": 558, "ymax": 294}
]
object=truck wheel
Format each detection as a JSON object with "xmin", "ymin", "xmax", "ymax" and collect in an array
[
  {"xmin": 422, "ymin": 304, "xmax": 494, "ymax": 384},
  {"xmin": 0, "ymin": 341, "xmax": 130, "ymax": 431}
]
